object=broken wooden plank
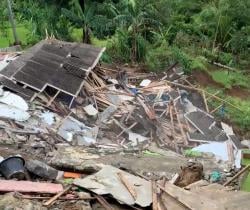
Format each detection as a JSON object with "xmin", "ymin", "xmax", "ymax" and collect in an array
[
  {"xmin": 95, "ymin": 195, "xmax": 114, "ymax": 210},
  {"xmin": 117, "ymin": 122, "xmax": 137, "ymax": 138},
  {"xmin": 202, "ymin": 90, "xmax": 209, "ymax": 113},
  {"xmin": 137, "ymin": 97, "xmax": 156, "ymax": 120},
  {"xmin": 117, "ymin": 172, "xmax": 137, "ymax": 200},
  {"xmin": 0, "ymin": 180, "xmax": 63, "ymax": 194},
  {"xmin": 173, "ymin": 102, "xmax": 188, "ymax": 145},
  {"xmin": 165, "ymin": 80, "xmax": 242, "ymax": 112},
  {"xmin": 210, "ymin": 104, "xmax": 223, "ymax": 114},
  {"xmin": 47, "ymin": 90, "xmax": 60, "ymax": 106},
  {"xmin": 43, "ymin": 185, "xmax": 72, "ymax": 206},
  {"xmin": 152, "ymin": 181, "xmax": 158, "ymax": 210},
  {"xmin": 223, "ymin": 165, "xmax": 250, "ymax": 186},
  {"xmin": 157, "ymin": 183, "xmax": 223, "ymax": 210},
  {"xmin": 16, "ymin": 194, "xmax": 94, "ymax": 200}
]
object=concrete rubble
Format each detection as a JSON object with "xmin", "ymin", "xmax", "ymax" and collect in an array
[{"xmin": 0, "ymin": 40, "xmax": 249, "ymax": 209}]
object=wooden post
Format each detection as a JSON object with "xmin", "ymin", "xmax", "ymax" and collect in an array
[
  {"xmin": 47, "ymin": 90, "xmax": 60, "ymax": 106},
  {"xmin": 202, "ymin": 90, "xmax": 209, "ymax": 113}
]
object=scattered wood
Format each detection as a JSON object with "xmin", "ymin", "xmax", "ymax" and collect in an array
[
  {"xmin": 0, "ymin": 180, "xmax": 63, "ymax": 194},
  {"xmin": 202, "ymin": 90, "xmax": 209, "ymax": 113},
  {"xmin": 223, "ymin": 165, "xmax": 250, "ymax": 186},
  {"xmin": 210, "ymin": 104, "xmax": 223, "ymax": 114},
  {"xmin": 95, "ymin": 195, "xmax": 114, "ymax": 210},
  {"xmin": 152, "ymin": 180, "xmax": 158, "ymax": 210},
  {"xmin": 137, "ymin": 97, "xmax": 156, "ymax": 120},
  {"xmin": 212, "ymin": 61, "xmax": 237, "ymax": 71},
  {"xmin": 117, "ymin": 172, "xmax": 137, "ymax": 200},
  {"xmin": 157, "ymin": 183, "xmax": 222, "ymax": 210},
  {"xmin": 43, "ymin": 185, "xmax": 72, "ymax": 206},
  {"xmin": 165, "ymin": 80, "xmax": 243, "ymax": 112},
  {"xmin": 17, "ymin": 194, "xmax": 94, "ymax": 201},
  {"xmin": 0, "ymin": 125, "xmax": 39, "ymax": 134}
]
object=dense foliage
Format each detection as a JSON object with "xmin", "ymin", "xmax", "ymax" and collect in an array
[
  {"xmin": 1, "ymin": 0, "xmax": 249, "ymax": 132},
  {"xmin": 1, "ymin": 0, "xmax": 249, "ymax": 69}
]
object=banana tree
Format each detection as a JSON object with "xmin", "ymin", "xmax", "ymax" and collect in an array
[
  {"xmin": 114, "ymin": 0, "xmax": 161, "ymax": 62},
  {"xmin": 62, "ymin": 0, "xmax": 117, "ymax": 43}
]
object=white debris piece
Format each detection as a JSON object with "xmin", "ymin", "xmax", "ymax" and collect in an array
[
  {"xmin": 83, "ymin": 104, "xmax": 98, "ymax": 116},
  {"xmin": 107, "ymin": 78, "xmax": 119, "ymax": 85},
  {"xmin": 191, "ymin": 141, "xmax": 241, "ymax": 168},
  {"xmin": 39, "ymin": 111, "xmax": 55, "ymax": 125},
  {"xmin": 129, "ymin": 132, "xmax": 149, "ymax": 146},
  {"xmin": 58, "ymin": 116, "xmax": 97, "ymax": 145},
  {"xmin": 0, "ymin": 89, "xmax": 28, "ymax": 111},
  {"xmin": 221, "ymin": 122, "xmax": 234, "ymax": 135},
  {"xmin": 139, "ymin": 79, "xmax": 151, "ymax": 87},
  {"xmin": 0, "ymin": 104, "xmax": 30, "ymax": 121},
  {"xmin": 74, "ymin": 165, "xmax": 152, "ymax": 207}
]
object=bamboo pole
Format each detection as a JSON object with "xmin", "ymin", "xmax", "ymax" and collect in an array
[{"xmin": 165, "ymin": 80, "xmax": 242, "ymax": 112}]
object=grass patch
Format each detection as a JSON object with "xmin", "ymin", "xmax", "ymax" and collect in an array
[
  {"xmin": 91, "ymin": 37, "xmax": 108, "ymax": 48},
  {"xmin": 71, "ymin": 28, "xmax": 82, "ymax": 42},
  {"xmin": 210, "ymin": 70, "xmax": 249, "ymax": 89},
  {"xmin": 0, "ymin": 24, "xmax": 30, "ymax": 48}
]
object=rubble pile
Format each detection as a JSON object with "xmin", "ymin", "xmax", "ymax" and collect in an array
[{"xmin": 0, "ymin": 40, "xmax": 249, "ymax": 209}]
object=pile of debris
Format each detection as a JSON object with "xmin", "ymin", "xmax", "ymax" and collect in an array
[{"xmin": 0, "ymin": 39, "xmax": 249, "ymax": 209}]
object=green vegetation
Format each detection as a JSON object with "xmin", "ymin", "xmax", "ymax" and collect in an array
[
  {"xmin": 0, "ymin": 23, "xmax": 30, "ymax": 48},
  {"xmin": 1, "ymin": 0, "xmax": 249, "ymax": 69},
  {"xmin": 210, "ymin": 70, "xmax": 250, "ymax": 89},
  {"xmin": 0, "ymin": 0, "xmax": 249, "ymax": 134},
  {"xmin": 206, "ymin": 87, "xmax": 250, "ymax": 134}
]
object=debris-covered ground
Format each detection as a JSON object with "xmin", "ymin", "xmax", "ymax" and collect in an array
[{"xmin": 0, "ymin": 40, "xmax": 249, "ymax": 210}]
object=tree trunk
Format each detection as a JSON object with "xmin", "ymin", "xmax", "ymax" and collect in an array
[
  {"xmin": 6, "ymin": 0, "xmax": 20, "ymax": 45},
  {"xmin": 131, "ymin": 28, "xmax": 137, "ymax": 63},
  {"xmin": 83, "ymin": 27, "xmax": 91, "ymax": 44}
]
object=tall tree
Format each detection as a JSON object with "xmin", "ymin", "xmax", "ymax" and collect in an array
[
  {"xmin": 114, "ymin": 0, "xmax": 160, "ymax": 61},
  {"xmin": 6, "ymin": 0, "xmax": 20, "ymax": 45}
]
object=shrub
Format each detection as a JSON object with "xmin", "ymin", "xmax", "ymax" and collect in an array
[{"xmin": 145, "ymin": 41, "xmax": 173, "ymax": 72}]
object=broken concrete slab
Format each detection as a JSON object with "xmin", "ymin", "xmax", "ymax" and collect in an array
[
  {"xmin": 74, "ymin": 165, "xmax": 152, "ymax": 207},
  {"xmin": 128, "ymin": 132, "xmax": 149, "ymax": 146},
  {"xmin": 0, "ymin": 180, "xmax": 63, "ymax": 194},
  {"xmin": 0, "ymin": 104, "xmax": 30, "ymax": 121},
  {"xmin": 58, "ymin": 116, "xmax": 97, "ymax": 145},
  {"xmin": 98, "ymin": 105, "xmax": 117, "ymax": 123},
  {"xmin": 48, "ymin": 146, "xmax": 100, "ymax": 172}
]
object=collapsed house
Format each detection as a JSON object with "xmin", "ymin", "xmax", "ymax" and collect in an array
[
  {"xmin": 0, "ymin": 40, "xmax": 249, "ymax": 209},
  {"xmin": 0, "ymin": 39, "xmax": 104, "ymax": 106}
]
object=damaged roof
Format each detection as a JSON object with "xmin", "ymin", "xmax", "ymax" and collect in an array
[{"xmin": 0, "ymin": 39, "xmax": 105, "ymax": 97}]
